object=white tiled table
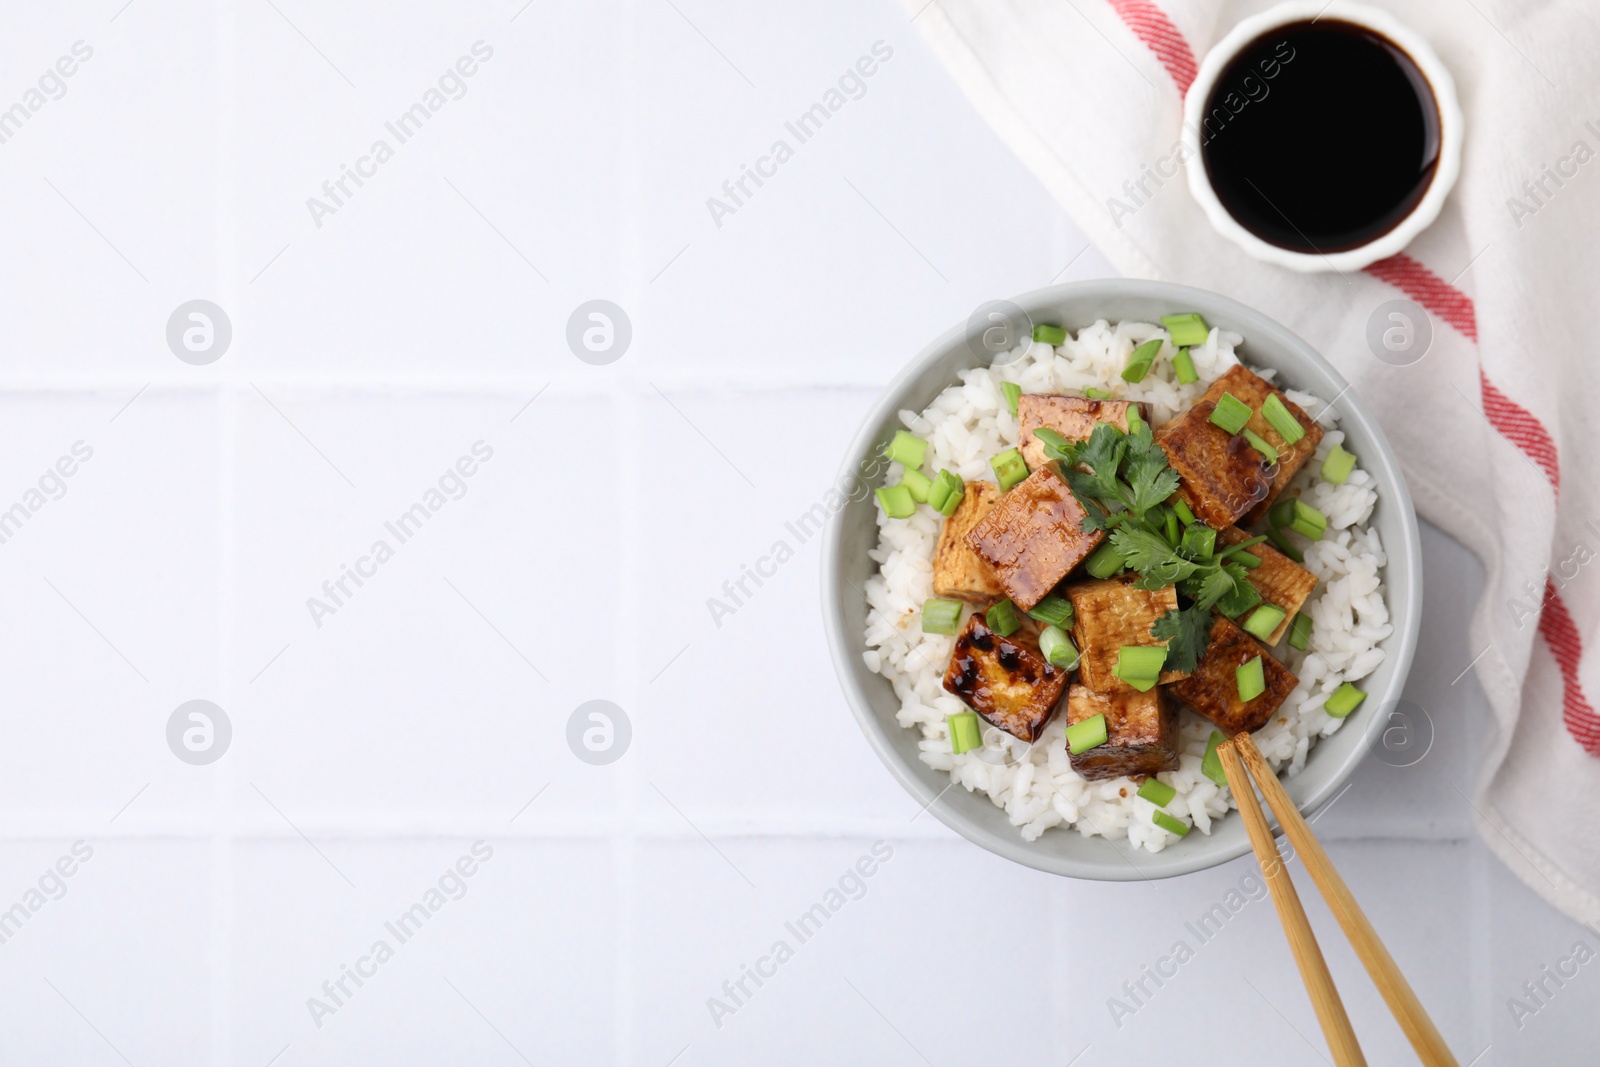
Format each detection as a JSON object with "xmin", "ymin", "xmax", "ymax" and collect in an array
[{"xmin": 0, "ymin": 2, "xmax": 1593, "ymax": 1064}]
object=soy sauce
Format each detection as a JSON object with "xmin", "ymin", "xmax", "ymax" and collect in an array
[{"xmin": 1200, "ymin": 20, "xmax": 1440, "ymax": 254}]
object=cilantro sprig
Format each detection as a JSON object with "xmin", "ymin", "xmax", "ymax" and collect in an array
[
  {"xmin": 1151, "ymin": 605, "xmax": 1213, "ymax": 675},
  {"xmin": 1035, "ymin": 421, "xmax": 1177, "ymax": 532},
  {"xmin": 1037, "ymin": 418, "xmax": 1260, "ymax": 673}
]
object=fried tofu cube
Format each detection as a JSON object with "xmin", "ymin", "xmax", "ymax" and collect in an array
[
  {"xmin": 932, "ymin": 481, "xmax": 1005, "ymax": 602},
  {"xmin": 1158, "ymin": 369, "xmax": 1318, "ymax": 531},
  {"xmin": 1017, "ymin": 394, "xmax": 1151, "ymax": 470},
  {"xmin": 1219, "ymin": 526, "xmax": 1318, "ymax": 645},
  {"xmin": 965, "ymin": 465, "xmax": 1103, "ymax": 611},
  {"xmin": 1157, "ymin": 366, "xmax": 1324, "ymax": 528},
  {"xmin": 1167, "ymin": 616, "xmax": 1298, "ymax": 734},
  {"xmin": 942, "ymin": 612, "xmax": 1069, "ymax": 742},
  {"xmin": 1065, "ymin": 684, "xmax": 1180, "ymax": 780},
  {"xmin": 1209, "ymin": 368, "xmax": 1325, "ymax": 525},
  {"xmin": 1064, "ymin": 577, "xmax": 1188, "ymax": 694},
  {"xmin": 1156, "ymin": 401, "xmax": 1273, "ymax": 529}
]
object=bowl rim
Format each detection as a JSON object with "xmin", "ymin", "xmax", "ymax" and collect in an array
[
  {"xmin": 821, "ymin": 279, "xmax": 1422, "ymax": 880},
  {"xmin": 1180, "ymin": 0, "xmax": 1464, "ymax": 273}
]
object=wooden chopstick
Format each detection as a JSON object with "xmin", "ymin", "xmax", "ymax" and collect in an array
[
  {"xmin": 1234, "ymin": 733, "xmax": 1460, "ymax": 1067},
  {"xmin": 1217, "ymin": 739, "xmax": 1368, "ymax": 1067}
]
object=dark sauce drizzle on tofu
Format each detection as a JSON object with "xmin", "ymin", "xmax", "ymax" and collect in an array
[{"xmin": 949, "ymin": 628, "xmax": 1049, "ymax": 698}]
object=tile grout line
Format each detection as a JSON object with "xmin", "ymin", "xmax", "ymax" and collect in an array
[
  {"xmin": 214, "ymin": 361, "xmax": 241, "ymax": 1067},
  {"xmin": 617, "ymin": 2, "xmax": 643, "ymax": 1062},
  {"xmin": 616, "ymin": 388, "xmax": 643, "ymax": 1067},
  {"xmin": 215, "ymin": 0, "xmax": 241, "ymax": 1059}
]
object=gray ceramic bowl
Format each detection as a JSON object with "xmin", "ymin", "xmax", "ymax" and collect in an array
[{"xmin": 822, "ymin": 279, "xmax": 1421, "ymax": 880}]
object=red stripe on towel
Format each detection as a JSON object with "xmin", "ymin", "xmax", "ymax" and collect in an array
[
  {"xmin": 1362, "ymin": 262, "xmax": 1574, "ymax": 727},
  {"xmin": 1480, "ymin": 370, "xmax": 1562, "ymax": 492},
  {"xmin": 1362, "ymin": 252, "xmax": 1477, "ymax": 342},
  {"xmin": 1358, "ymin": 257, "xmax": 1561, "ymax": 489},
  {"xmin": 1106, "ymin": 0, "xmax": 1197, "ymax": 94},
  {"xmin": 1540, "ymin": 583, "xmax": 1600, "ymax": 756}
]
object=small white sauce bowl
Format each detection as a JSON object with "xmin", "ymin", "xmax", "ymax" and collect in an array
[{"xmin": 1182, "ymin": 1, "xmax": 1463, "ymax": 273}]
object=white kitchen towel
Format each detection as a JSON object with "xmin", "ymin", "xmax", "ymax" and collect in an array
[{"xmin": 904, "ymin": 0, "xmax": 1600, "ymax": 924}]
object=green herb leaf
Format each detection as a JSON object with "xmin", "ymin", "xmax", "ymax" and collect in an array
[
  {"xmin": 1126, "ymin": 415, "xmax": 1156, "ymax": 450},
  {"xmin": 1063, "ymin": 467, "xmax": 1120, "ymax": 534},
  {"xmin": 1184, "ymin": 566, "xmax": 1242, "ymax": 612},
  {"xmin": 1151, "ymin": 606, "xmax": 1212, "ymax": 675},
  {"xmin": 1073, "ymin": 423, "xmax": 1127, "ymax": 498},
  {"xmin": 1125, "ymin": 447, "xmax": 1181, "ymax": 518},
  {"xmin": 1213, "ymin": 563, "xmax": 1263, "ymax": 619},
  {"xmin": 1109, "ymin": 526, "xmax": 1200, "ymax": 584},
  {"xmin": 1077, "ymin": 501, "xmax": 1115, "ymax": 535},
  {"xmin": 1053, "ymin": 419, "xmax": 1204, "ymax": 576}
]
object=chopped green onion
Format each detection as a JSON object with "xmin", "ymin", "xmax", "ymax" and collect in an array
[
  {"xmin": 1218, "ymin": 534, "xmax": 1268, "ymax": 557},
  {"xmin": 1160, "ymin": 312, "xmax": 1210, "ymax": 347},
  {"xmin": 875, "ymin": 484, "xmax": 916, "ymax": 519},
  {"xmin": 1266, "ymin": 527, "xmax": 1304, "ymax": 563},
  {"xmin": 1032, "ymin": 428, "xmax": 1073, "ymax": 463},
  {"xmin": 1260, "ymin": 393, "xmax": 1306, "ymax": 445},
  {"xmin": 1287, "ymin": 500, "xmax": 1328, "ymax": 540},
  {"xmin": 985, "ymin": 598, "xmax": 1021, "ymax": 637},
  {"xmin": 1324, "ymin": 682, "xmax": 1366, "ymax": 718},
  {"xmin": 1171, "ymin": 497, "xmax": 1196, "ymax": 525},
  {"xmin": 1164, "ymin": 509, "xmax": 1180, "ymax": 547},
  {"xmin": 990, "ymin": 448, "xmax": 1030, "ymax": 491},
  {"xmin": 1125, "ymin": 405, "xmax": 1144, "ymax": 433},
  {"xmin": 1137, "ymin": 777, "xmax": 1176, "ymax": 806},
  {"xmin": 948, "ymin": 712, "xmax": 982, "ymax": 754},
  {"xmin": 1027, "ymin": 595, "xmax": 1075, "ymax": 629},
  {"xmin": 885, "ymin": 430, "xmax": 927, "ymax": 469},
  {"xmin": 1117, "ymin": 645, "xmax": 1168, "ymax": 679},
  {"xmin": 1236, "ymin": 656, "xmax": 1266, "ymax": 702},
  {"xmin": 1268, "ymin": 497, "xmax": 1298, "ymax": 529},
  {"xmin": 1152, "ymin": 810, "xmax": 1191, "ymax": 837},
  {"xmin": 1202, "ymin": 730, "xmax": 1227, "ymax": 787},
  {"xmin": 1209, "ymin": 392, "xmax": 1252, "ymax": 435},
  {"xmin": 927, "ymin": 470, "xmax": 963, "ymax": 514},
  {"xmin": 1085, "ymin": 541, "xmax": 1125, "ymax": 579},
  {"xmin": 1039, "ymin": 625, "xmax": 1080, "ymax": 670},
  {"xmin": 1033, "ymin": 323, "xmax": 1067, "ymax": 345},
  {"xmin": 1122, "ymin": 338, "xmax": 1162, "ymax": 383},
  {"xmin": 1233, "ymin": 551, "xmax": 1263, "ymax": 569},
  {"xmin": 1288, "ymin": 612, "xmax": 1313, "ymax": 652},
  {"xmin": 1242, "ymin": 428, "xmax": 1279, "ymax": 464},
  {"xmin": 921, "ymin": 598, "xmax": 963, "ymax": 635},
  {"xmin": 1065, "ymin": 713, "xmax": 1107, "ymax": 754},
  {"xmin": 1001, "ymin": 381, "xmax": 1022, "ymax": 417},
  {"xmin": 1115, "ymin": 645, "xmax": 1167, "ymax": 691},
  {"xmin": 1172, "ymin": 347, "xmax": 1199, "ymax": 385},
  {"xmin": 1321, "ymin": 443, "xmax": 1358, "ymax": 484},
  {"xmin": 1216, "ymin": 576, "xmax": 1262, "ymax": 620},
  {"xmin": 1242, "ymin": 604, "xmax": 1286, "ymax": 641},
  {"xmin": 901, "ymin": 467, "xmax": 932, "ymax": 503},
  {"xmin": 1181, "ymin": 524, "xmax": 1216, "ymax": 560},
  {"xmin": 1084, "ymin": 387, "xmax": 1112, "ymax": 400}
]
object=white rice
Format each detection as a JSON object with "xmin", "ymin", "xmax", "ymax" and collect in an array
[{"xmin": 861, "ymin": 321, "xmax": 1391, "ymax": 852}]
